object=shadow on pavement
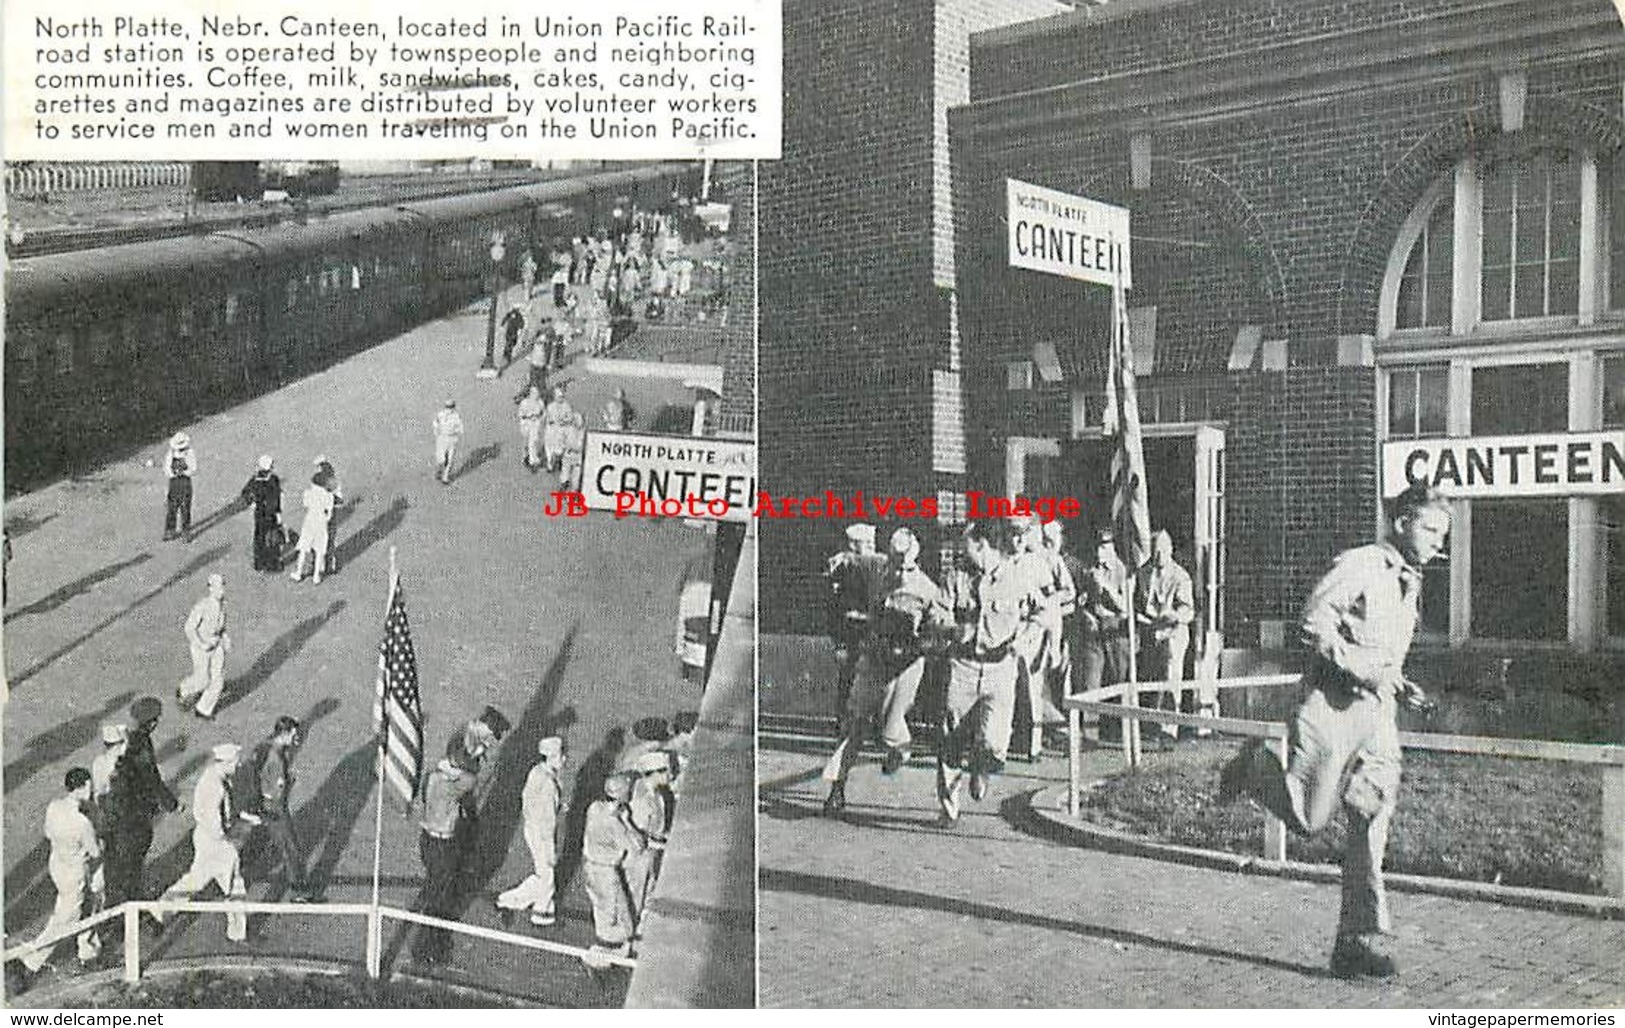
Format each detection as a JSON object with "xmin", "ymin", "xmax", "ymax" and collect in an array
[
  {"xmin": 4, "ymin": 690, "xmax": 138, "ymax": 792},
  {"xmin": 183, "ymin": 496, "xmax": 247, "ymax": 544},
  {"xmin": 8, "ymin": 544, "xmax": 231, "ymax": 688},
  {"xmin": 216, "ymin": 600, "xmax": 348, "ymax": 714},
  {"xmin": 333, "ymin": 497, "xmax": 408, "ymax": 569},
  {"xmin": 459, "ymin": 443, "xmax": 502, "ymax": 479},
  {"xmin": 756, "ymin": 866, "xmax": 1332, "ymax": 980},
  {"xmin": 4, "ymin": 553, "xmax": 153, "ymax": 624},
  {"xmin": 556, "ymin": 725, "xmax": 625, "ymax": 894}
]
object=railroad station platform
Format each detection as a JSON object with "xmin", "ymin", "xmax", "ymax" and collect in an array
[{"xmin": 2, "ymin": 291, "xmax": 752, "ymax": 1005}]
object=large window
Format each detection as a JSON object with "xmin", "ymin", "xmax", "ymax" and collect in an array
[
  {"xmin": 1480, "ymin": 150, "xmax": 1582, "ymax": 321},
  {"xmin": 1467, "ymin": 363, "xmax": 1569, "ymax": 642},
  {"xmin": 1383, "ymin": 146, "xmax": 1611, "ymax": 337}
]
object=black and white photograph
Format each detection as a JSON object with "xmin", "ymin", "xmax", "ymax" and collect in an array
[
  {"xmin": 757, "ymin": 0, "xmax": 1625, "ymax": 1008},
  {"xmin": 1, "ymin": 156, "xmax": 757, "ymax": 1008}
]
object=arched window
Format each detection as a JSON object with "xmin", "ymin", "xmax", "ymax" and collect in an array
[{"xmin": 1377, "ymin": 144, "xmax": 1625, "ymax": 651}]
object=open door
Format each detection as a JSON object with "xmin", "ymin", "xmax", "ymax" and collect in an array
[{"xmin": 1193, "ymin": 425, "xmax": 1226, "ymax": 676}]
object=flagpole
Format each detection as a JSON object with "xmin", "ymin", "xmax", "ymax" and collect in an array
[
  {"xmin": 367, "ymin": 546, "xmax": 399, "ymax": 978},
  {"xmin": 1111, "ymin": 258, "xmax": 1143, "ymax": 770}
]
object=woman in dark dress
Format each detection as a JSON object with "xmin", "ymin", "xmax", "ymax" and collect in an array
[{"xmin": 239, "ymin": 455, "xmax": 283, "ymax": 571}]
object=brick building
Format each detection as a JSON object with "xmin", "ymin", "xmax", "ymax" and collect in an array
[
  {"xmin": 760, "ymin": 0, "xmax": 1067, "ymax": 630},
  {"xmin": 949, "ymin": 0, "xmax": 1625, "ymax": 690},
  {"xmin": 765, "ymin": 0, "xmax": 1625, "ymax": 704}
]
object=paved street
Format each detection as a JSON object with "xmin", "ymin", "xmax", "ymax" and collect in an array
[
  {"xmin": 758, "ymin": 640, "xmax": 1625, "ymax": 1009},
  {"xmin": 3, "ymin": 288, "xmax": 725, "ymax": 1005}
]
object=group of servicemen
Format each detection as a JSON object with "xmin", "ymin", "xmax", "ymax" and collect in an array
[
  {"xmin": 817, "ymin": 481, "xmax": 1456, "ymax": 981},
  {"xmin": 13, "ymin": 693, "xmax": 701, "ymax": 983},
  {"xmin": 12, "ymin": 698, "xmax": 317, "ymax": 984},
  {"xmin": 413, "ymin": 709, "xmax": 698, "ymax": 967},
  {"xmin": 819, "ymin": 516, "xmax": 1207, "ymax": 820}
]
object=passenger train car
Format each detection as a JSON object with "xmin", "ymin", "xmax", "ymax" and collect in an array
[{"xmin": 4, "ymin": 163, "xmax": 698, "ymax": 490}]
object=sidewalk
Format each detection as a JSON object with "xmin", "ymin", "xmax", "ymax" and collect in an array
[{"xmin": 758, "ymin": 634, "xmax": 1625, "ymax": 1008}]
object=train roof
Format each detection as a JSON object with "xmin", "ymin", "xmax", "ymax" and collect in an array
[
  {"xmin": 212, "ymin": 205, "xmax": 422, "ymax": 262},
  {"xmin": 395, "ymin": 188, "xmax": 537, "ymax": 226},
  {"xmin": 5, "ymin": 233, "xmax": 262, "ymax": 309}
]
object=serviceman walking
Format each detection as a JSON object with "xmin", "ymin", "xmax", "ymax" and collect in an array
[
  {"xmin": 176, "ymin": 573, "xmax": 230, "ymax": 720},
  {"xmin": 1218, "ymin": 483, "xmax": 1450, "ymax": 979},
  {"xmin": 245, "ymin": 716, "xmax": 320, "ymax": 902},
  {"xmin": 432, "ymin": 400, "xmax": 465, "ymax": 485},
  {"xmin": 102, "ymin": 697, "xmax": 177, "ymax": 914},
  {"xmin": 495, "ymin": 737, "xmax": 566, "ymax": 927},
  {"xmin": 20, "ymin": 768, "xmax": 104, "ymax": 976},
  {"xmin": 581, "ymin": 774, "xmax": 644, "ymax": 957},
  {"xmin": 517, "ymin": 386, "xmax": 545, "ymax": 471},
  {"xmin": 156, "ymin": 744, "xmax": 253, "ymax": 943},
  {"xmin": 825, "ymin": 524, "xmax": 888, "ymax": 721},
  {"xmin": 624, "ymin": 751, "xmax": 673, "ymax": 931},
  {"xmin": 413, "ymin": 752, "xmax": 478, "ymax": 966},
  {"xmin": 936, "ymin": 520, "xmax": 1027, "ymax": 822}
]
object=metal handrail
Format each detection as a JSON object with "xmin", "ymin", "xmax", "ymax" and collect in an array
[
  {"xmin": 3, "ymin": 897, "xmax": 637, "ymax": 987},
  {"xmin": 1062, "ymin": 672, "xmax": 1625, "ymax": 897}
]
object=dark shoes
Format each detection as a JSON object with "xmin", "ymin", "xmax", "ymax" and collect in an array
[
  {"xmin": 1217, "ymin": 741, "xmax": 1259, "ymax": 803},
  {"xmin": 821, "ymin": 783, "xmax": 847, "ymax": 816},
  {"xmin": 880, "ymin": 747, "xmax": 908, "ymax": 776},
  {"xmin": 968, "ymin": 769, "xmax": 988, "ymax": 802},
  {"xmin": 1330, "ymin": 935, "xmax": 1398, "ymax": 979}
]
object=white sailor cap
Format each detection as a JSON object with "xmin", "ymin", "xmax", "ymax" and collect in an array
[
  {"xmin": 845, "ymin": 524, "xmax": 876, "ymax": 545},
  {"xmin": 211, "ymin": 743, "xmax": 241, "ymax": 762},
  {"xmin": 101, "ymin": 723, "xmax": 128, "ymax": 745}
]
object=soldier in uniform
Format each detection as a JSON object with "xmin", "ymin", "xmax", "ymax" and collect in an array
[
  {"xmin": 313, "ymin": 455, "xmax": 343, "ymax": 576},
  {"xmin": 936, "ymin": 520, "xmax": 1028, "ymax": 822},
  {"xmin": 500, "ymin": 304, "xmax": 527, "ymax": 368},
  {"xmin": 155, "ymin": 744, "xmax": 253, "ymax": 943},
  {"xmin": 624, "ymin": 751, "xmax": 674, "ymax": 933},
  {"xmin": 244, "ymin": 716, "xmax": 320, "ymax": 902},
  {"xmin": 432, "ymin": 400, "xmax": 465, "ymax": 485},
  {"xmin": 102, "ymin": 697, "xmax": 177, "ymax": 915},
  {"xmin": 581, "ymin": 773, "xmax": 644, "ymax": 956},
  {"xmin": 542, "ymin": 386, "xmax": 578, "ymax": 476},
  {"xmin": 1077, "ymin": 528, "xmax": 1134, "ymax": 739},
  {"xmin": 1012, "ymin": 517, "xmax": 1076, "ymax": 761},
  {"xmin": 1218, "ymin": 483, "xmax": 1450, "ymax": 979},
  {"xmin": 162, "ymin": 432, "xmax": 196, "ymax": 541},
  {"xmin": 176, "ymin": 573, "xmax": 231, "ymax": 720},
  {"xmin": 89, "ymin": 723, "xmax": 126, "ymax": 813},
  {"xmin": 495, "ymin": 737, "xmax": 566, "ymax": 927},
  {"xmin": 19, "ymin": 768, "xmax": 103, "ymax": 976},
  {"xmin": 825, "ymin": 524, "xmax": 889, "ymax": 722},
  {"xmin": 413, "ymin": 752, "xmax": 479, "ymax": 966},
  {"xmin": 821, "ymin": 527, "xmax": 952, "ymax": 815},
  {"xmin": 239, "ymin": 455, "xmax": 283, "ymax": 572},
  {"xmin": 602, "ymin": 387, "xmax": 636, "ymax": 431},
  {"xmin": 517, "ymin": 386, "xmax": 545, "ymax": 471},
  {"xmin": 1136, "ymin": 529, "xmax": 1197, "ymax": 742}
]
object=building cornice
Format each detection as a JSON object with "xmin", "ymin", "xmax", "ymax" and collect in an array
[{"xmin": 959, "ymin": 0, "xmax": 1625, "ymax": 144}]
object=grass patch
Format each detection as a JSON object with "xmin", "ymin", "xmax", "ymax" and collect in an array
[
  {"xmin": 36, "ymin": 967, "xmax": 528, "ymax": 1008},
  {"xmin": 1081, "ymin": 741, "xmax": 1605, "ymax": 895}
]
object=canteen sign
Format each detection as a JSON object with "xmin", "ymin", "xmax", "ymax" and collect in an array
[
  {"xmin": 1382, "ymin": 431, "xmax": 1625, "ymax": 498},
  {"xmin": 581, "ymin": 431, "xmax": 756, "ymax": 522},
  {"xmin": 1006, "ymin": 178, "xmax": 1131, "ymax": 289}
]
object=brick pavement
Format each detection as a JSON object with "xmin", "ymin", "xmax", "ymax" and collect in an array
[
  {"xmin": 758, "ymin": 738, "xmax": 1625, "ymax": 1008},
  {"xmin": 2, "ymin": 287, "xmax": 733, "ymax": 1005}
]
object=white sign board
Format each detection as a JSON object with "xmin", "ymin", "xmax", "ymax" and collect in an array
[
  {"xmin": 1381, "ymin": 431, "xmax": 1625, "ymax": 498},
  {"xmin": 581, "ymin": 430, "xmax": 756, "ymax": 521},
  {"xmin": 1006, "ymin": 178, "xmax": 1131, "ymax": 289}
]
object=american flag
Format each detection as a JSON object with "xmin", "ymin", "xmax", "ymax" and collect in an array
[
  {"xmin": 1102, "ymin": 267, "xmax": 1151, "ymax": 572},
  {"xmin": 373, "ymin": 576, "xmax": 424, "ymax": 806}
]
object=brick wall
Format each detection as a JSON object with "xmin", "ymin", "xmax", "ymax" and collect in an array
[
  {"xmin": 952, "ymin": 0, "xmax": 1625, "ymax": 635},
  {"xmin": 760, "ymin": 0, "xmax": 1065, "ymax": 633},
  {"xmin": 717, "ymin": 161, "xmax": 756, "ymax": 435}
]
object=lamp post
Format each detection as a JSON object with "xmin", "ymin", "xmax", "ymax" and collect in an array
[{"xmin": 478, "ymin": 231, "xmax": 506, "ymax": 379}]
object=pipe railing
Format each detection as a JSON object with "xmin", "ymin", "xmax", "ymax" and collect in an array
[
  {"xmin": 3, "ymin": 897, "xmax": 636, "ymax": 990},
  {"xmin": 1063, "ymin": 672, "xmax": 1625, "ymax": 896}
]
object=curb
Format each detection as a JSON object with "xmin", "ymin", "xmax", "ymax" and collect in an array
[{"xmin": 1027, "ymin": 783, "xmax": 1625, "ymax": 921}]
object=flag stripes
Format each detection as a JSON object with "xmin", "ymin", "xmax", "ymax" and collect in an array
[
  {"xmin": 1105, "ymin": 269, "xmax": 1152, "ymax": 572},
  {"xmin": 373, "ymin": 576, "xmax": 424, "ymax": 806}
]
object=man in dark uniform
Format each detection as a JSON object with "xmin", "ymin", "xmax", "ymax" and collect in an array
[
  {"xmin": 103, "ymin": 697, "xmax": 178, "ymax": 919},
  {"xmin": 413, "ymin": 747, "xmax": 478, "ymax": 966},
  {"xmin": 243, "ymin": 715, "xmax": 320, "ymax": 902},
  {"xmin": 239, "ymin": 455, "xmax": 283, "ymax": 572}
]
